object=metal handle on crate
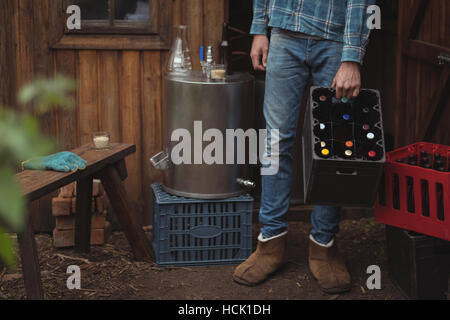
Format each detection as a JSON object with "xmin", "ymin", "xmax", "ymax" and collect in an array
[
  {"xmin": 336, "ymin": 169, "xmax": 358, "ymax": 176},
  {"xmin": 150, "ymin": 151, "xmax": 169, "ymax": 170}
]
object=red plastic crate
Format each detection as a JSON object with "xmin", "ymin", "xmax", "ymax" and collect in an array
[{"xmin": 375, "ymin": 142, "xmax": 450, "ymax": 241}]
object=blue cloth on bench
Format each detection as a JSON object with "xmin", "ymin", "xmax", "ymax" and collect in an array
[{"xmin": 22, "ymin": 152, "xmax": 87, "ymax": 173}]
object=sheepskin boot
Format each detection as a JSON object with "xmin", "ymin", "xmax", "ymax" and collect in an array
[
  {"xmin": 233, "ymin": 232, "xmax": 287, "ymax": 286},
  {"xmin": 308, "ymin": 237, "xmax": 351, "ymax": 294}
]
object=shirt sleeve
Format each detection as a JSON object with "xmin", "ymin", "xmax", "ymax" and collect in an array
[
  {"xmin": 342, "ymin": 0, "xmax": 376, "ymax": 64},
  {"xmin": 250, "ymin": 0, "xmax": 270, "ymax": 35}
]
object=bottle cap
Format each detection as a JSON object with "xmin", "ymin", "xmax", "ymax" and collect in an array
[
  {"xmin": 345, "ymin": 141, "xmax": 354, "ymax": 148},
  {"xmin": 343, "ymin": 114, "xmax": 351, "ymax": 121},
  {"xmin": 367, "ymin": 132, "xmax": 375, "ymax": 140},
  {"xmin": 345, "ymin": 150, "xmax": 353, "ymax": 157},
  {"xmin": 368, "ymin": 151, "xmax": 376, "ymax": 158},
  {"xmin": 321, "ymin": 149, "xmax": 330, "ymax": 156},
  {"xmin": 319, "ymin": 96, "xmax": 327, "ymax": 102},
  {"xmin": 320, "ymin": 141, "xmax": 327, "ymax": 148},
  {"xmin": 200, "ymin": 46, "xmax": 204, "ymax": 62},
  {"xmin": 319, "ymin": 123, "xmax": 326, "ymax": 130},
  {"xmin": 362, "ymin": 124, "xmax": 370, "ymax": 131}
]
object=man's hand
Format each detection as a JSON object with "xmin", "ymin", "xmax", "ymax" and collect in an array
[
  {"xmin": 250, "ymin": 35, "xmax": 269, "ymax": 71},
  {"xmin": 332, "ymin": 62, "xmax": 361, "ymax": 99}
]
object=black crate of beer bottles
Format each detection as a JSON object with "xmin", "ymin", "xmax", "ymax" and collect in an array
[{"xmin": 302, "ymin": 87, "xmax": 386, "ymax": 207}]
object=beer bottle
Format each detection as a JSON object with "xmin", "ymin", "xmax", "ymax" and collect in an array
[
  {"xmin": 433, "ymin": 153, "xmax": 441, "ymax": 170},
  {"xmin": 407, "ymin": 154, "xmax": 418, "ymax": 167},
  {"xmin": 419, "ymin": 150, "xmax": 430, "ymax": 167},
  {"xmin": 219, "ymin": 22, "xmax": 232, "ymax": 75}
]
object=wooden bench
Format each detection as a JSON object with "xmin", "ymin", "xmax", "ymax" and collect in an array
[{"xmin": 15, "ymin": 143, "xmax": 154, "ymax": 299}]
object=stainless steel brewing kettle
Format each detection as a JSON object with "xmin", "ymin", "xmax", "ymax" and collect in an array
[{"xmin": 150, "ymin": 71, "xmax": 256, "ymax": 199}]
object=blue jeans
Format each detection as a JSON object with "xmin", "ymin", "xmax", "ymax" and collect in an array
[{"xmin": 260, "ymin": 28, "xmax": 342, "ymax": 245}]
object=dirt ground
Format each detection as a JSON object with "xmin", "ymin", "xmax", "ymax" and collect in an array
[{"xmin": 1, "ymin": 217, "xmax": 446, "ymax": 300}]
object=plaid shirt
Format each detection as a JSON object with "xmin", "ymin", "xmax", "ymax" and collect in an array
[{"xmin": 251, "ymin": 0, "xmax": 376, "ymax": 64}]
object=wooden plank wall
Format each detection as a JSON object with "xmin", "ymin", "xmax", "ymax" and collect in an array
[
  {"xmin": 6, "ymin": 0, "xmax": 226, "ymax": 227},
  {"xmin": 0, "ymin": 1, "xmax": 16, "ymax": 107},
  {"xmin": 412, "ymin": 0, "xmax": 449, "ymax": 145},
  {"xmin": 361, "ymin": 1, "xmax": 398, "ymax": 142},
  {"xmin": 396, "ymin": 0, "xmax": 450, "ymax": 146}
]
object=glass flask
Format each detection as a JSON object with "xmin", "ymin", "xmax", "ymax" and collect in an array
[{"xmin": 166, "ymin": 25, "xmax": 193, "ymax": 74}]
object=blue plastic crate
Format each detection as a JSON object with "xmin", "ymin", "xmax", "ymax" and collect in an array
[{"xmin": 151, "ymin": 183, "xmax": 253, "ymax": 267}]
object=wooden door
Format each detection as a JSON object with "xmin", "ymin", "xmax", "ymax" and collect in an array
[{"xmin": 395, "ymin": 0, "xmax": 450, "ymax": 147}]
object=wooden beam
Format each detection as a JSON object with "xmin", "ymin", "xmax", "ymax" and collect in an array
[
  {"xmin": 52, "ymin": 35, "xmax": 170, "ymax": 51},
  {"xmin": 109, "ymin": 0, "xmax": 115, "ymax": 27},
  {"xmin": 98, "ymin": 165, "xmax": 154, "ymax": 262},
  {"xmin": 74, "ymin": 176, "xmax": 94, "ymax": 253},
  {"xmin": 114, "ymin": 159, "xmax": 128, "ymax": 181},
  {"xmin": 402, "ymin": 0, "xmax": 428, "ymax": 45},
  {"xmin": 17, "ymin": 212, "xmax": 44, "ymax": 300},
  {"xmin": 403, "ymin": 40, "xmax": 450, "ymax": 66}
]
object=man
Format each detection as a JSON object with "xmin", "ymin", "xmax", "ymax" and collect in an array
[{"xmin": 233, "ymin": 0, "xmax": 375, "ymax": 294}]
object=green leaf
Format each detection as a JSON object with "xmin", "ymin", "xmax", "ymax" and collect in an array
[
  {"xmin": 18, "ymin": 85, "xmax": 39, "ymax": 105},
  {"xmin": 0, "ymin": 108, "xmax": 54, "ymax": 163},
  {"xmin": 18, "ymin": 76, "xmax": 76, "ymax": 113},
  {"xmin": 0, "ymin": 167, "xmax": 26, "ymax": 231},
  {"xmin": 0, "ymin": 229, "xmax": 16, "ymax": 267}
]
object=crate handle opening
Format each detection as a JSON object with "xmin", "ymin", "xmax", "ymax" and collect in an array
[{"xmin": 336, "ymin": 169, "xmax": 358, "ymax": 176}]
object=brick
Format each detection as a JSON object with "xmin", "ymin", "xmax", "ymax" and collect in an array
[
  {"xmin": 91, "ymin": 222, "xmax": 112, "ymax": 245},
  {"xmin": 55, "ymin": 214, "xmax": 106, "ymax": 231},
  {"xmin": 52, "ymin": 229, "xmax": 74, "ymax": 248},
  {"xmin": 52, "ymin": 197, "xmax": 72, "ymax": 217},
  {"xmin": 92, "ymin": 213, "xmax": 107, "ymax": 229},
  {"xmin": 92, "ymin": 179, "xmax": 104, "ymax": 197},
  {"xmin": 52, "ymin": 222, "xmax": 111, "ymax": 248},
  {"xmin": 55, "ymin": 216, "xmax": 75, "ymax": 231},
  {"xmin": 59, "ymin": 183, "xmax": 76, "ymax": 198}
]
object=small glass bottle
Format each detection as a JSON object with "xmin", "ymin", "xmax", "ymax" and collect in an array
[
  {"xmin": 167, "ymin": 25, "xmax": 193, "ymax": 74},
  {"xmin": 219, "ymin": 22, "xmax": 232, "ymax": 75}
]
